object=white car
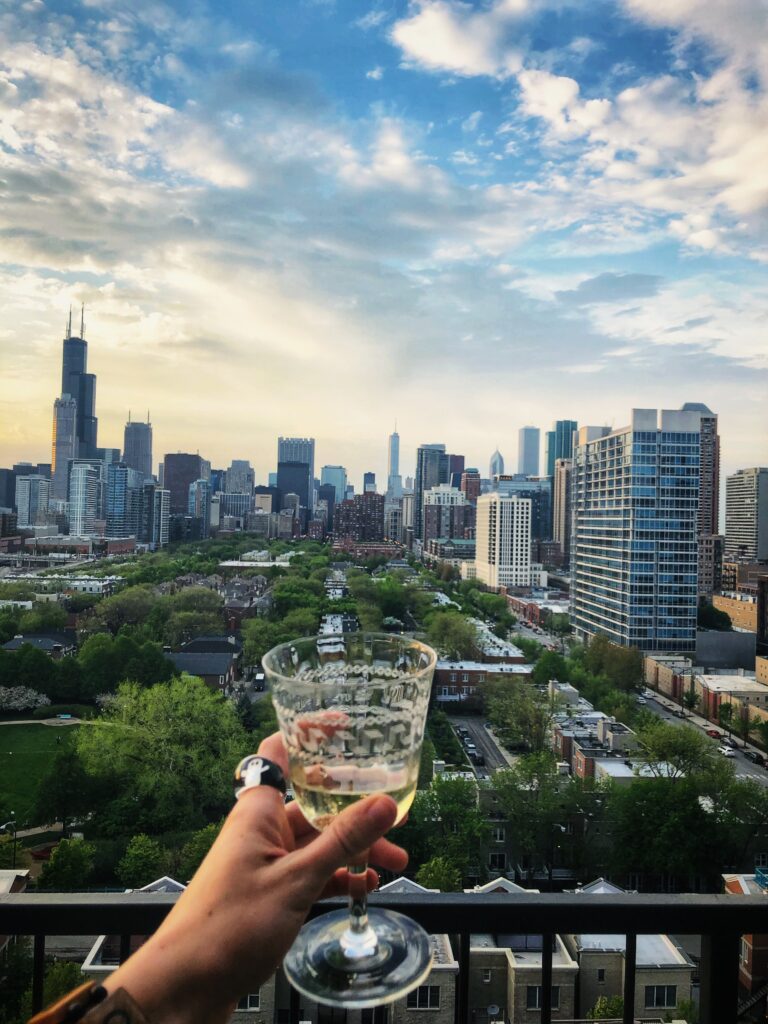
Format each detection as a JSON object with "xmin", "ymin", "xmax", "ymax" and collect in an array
[
  {"xmin": 636, "ymin": 696, "xmax": 647, "ymax": 705},
  {"xmin": 718, "ymin": 745, "xmax": 736, "ymax": 758}
]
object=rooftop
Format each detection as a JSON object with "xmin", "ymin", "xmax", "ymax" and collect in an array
[
  {"xmin": 166, "ymin": 651, "xmax": 236, "ymax": 676},
  {"xmin": 697, "ymin": 674, "xmax": 764, "ymax": 694},
  {"xmin": 436, "ymin": 660, "xmax": 531, "ymax": 674}
]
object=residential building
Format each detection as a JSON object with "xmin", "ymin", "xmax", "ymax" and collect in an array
[
  {"xmin": 723, "ymin": 870, "xmax": 768, "ymax": 1012},
  {"xmin": 460, "ymin": 468, "xmax": 481, "ymax": 504},
  {"xmin": 334, "ymin": 492, "xmax": 385, "ymax": 542},
  {"xmin": 422, "ymin": 484, "xmax": 470, "ymax": 543},
  {"xmin": 545, "ymin": 419, "xmax": 578, "ymax": 477},
  {"xmin": 363, "ymin": 471, "xmax": 376, "ymax": 493},
  {"xmin": 712, "ymin": 591, "xmax": 758, "ymax": 632},
  {"xmin": 433, "ymin": 659, "xmax": 532, "ymax": 703},
  {"xmin": 188, "ymin": 478, "xmax": 211, "ymax": 538},
  {"xmin": 570, "ymin": 409, "xmax": 700, "ymax": 653},
  {"xmin": 14, "ymin": 475, "xmax": 50, "ymax": 528},
  {"xmin": 122, "ymin": 416, "xmax": 153, "ymax": 480},
  {"xmin": 698, "ymin": 533, "xmax": 724, "ymax": 597},
  {"xmin": 384, "ymin": 502, "xmax": 403, "ymax": 543},
  {"xmin": 489, "ymin": 448, "xmax": 504, "ymax": 479},
  {"xmin": 475, "ymin": 493, "xmax": 532, "ymax": 589},
  {"xmin": 163, "ymin": 453, "xmax": 203, "ymax": 514},
  {"xmin": 138, "ymin": 484, "xmax": 170, "ymax": 548},
  {"xmin": 415, "ymin": 444, "xmax": 446, "ymax": 539},
  {"xmin": 726, "ymin": 467, "xmax": 768, "ymax": 561},
  {"xmin": 320, "ymin": 465, "xmax": 347, "ymax": 504},
  {"xmin": 495, "ymin": 475, "xmax": 552, "ymax": 542},
  {"xmin": 50, "ymin": 396, "xmax": 78, "ymax": 500},
  {"xmin": 105, "ymin": 462, "xmax": 143, "ymax": 538},
  {"xmin": 552, "ymin": 458, "xmax": 572, "ymax": 565},
  {"xmin": 518, "ymin": 426, "xmax": 540, "ymax": 477}
]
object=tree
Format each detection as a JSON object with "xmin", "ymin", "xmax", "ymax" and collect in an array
[
  {"xmin": 76, "ymin": 675, "xmax": 247, "ymax": 833},
  {"xmin": 33, "ymin": 748, "xmax": 94, "ymax": 833},
  {"xmin": 682, "ymin": 689, "xmax": 700, "ymax": 715},
  {"xmin": 89, "ymin": 585, "xmax": 161, "ymax": 635},
  {"xmin": 718, "ymin": 701, "xmax": 735, "ymax": 735},
  {"xmin": 426, "ymin": 611, "xmax": 478, "ymax": 661},
  {"xmin": 17, "ymin": 961, "xmax": 84, "ymax": 1023},
  {"xmin": 635, "ymin": 720, "xmax": 717, "ymax": 780},
  {"xmin": 486, "ymin": 681, "xmax": 557, "ymax": 754},
  {"xmin": 531, "ymin": 650, "xmax": 569, "ymax": 687},
  {"xmin": 78, "ymin": 633, "xmax": 173, "ymax": 694},
  {"xmin": 242, "ymin": 620, "xmax": 289, "ymax": 668},
  {"xmin": 17, "ymin": 602, "xmax": 68, "ymax": 634},
  {"xmin": 176, "ymin": 822, "xmax": 222, "ymax": 881},
  {"xmin": 163, "ymin": 610, "xmax": 222, "ymax": 647},
  {"xmin": 697, "ymin": 598, "xmax": 732, "ymax": 631},
  {"xmin": 416, "ymin": 856, "xmax": 462, "ymax": 892},
  {"xmin": 587, "ymin": 995, "xmax": 624, "ymax": 1019},
  {"xmin": 584, "ymin": 635, "xmax": 642, "ymax": 691},
  {"xmin": 38, "ymin": 838, "xmax": 95, "ymax": 890},
  {"xmin": 117, "ymin": 834, "xmax": 169, "ymax": 887},
  {"xmin": 167, "ymin": 587, "xmax": 223, "ymax": 614},
  {"xmin": 280, "ymin": 607, "xmax": 321, "ymax": 637}
]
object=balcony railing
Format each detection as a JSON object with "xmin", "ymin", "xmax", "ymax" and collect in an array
[{"xmin": 1, "ymin": 890, "xmax": 766, "ymax": 1024}]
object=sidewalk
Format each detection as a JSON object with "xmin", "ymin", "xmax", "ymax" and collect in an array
[{"xmin": 647, "ymin": 689, "xmax": 765, "ymax": 756}]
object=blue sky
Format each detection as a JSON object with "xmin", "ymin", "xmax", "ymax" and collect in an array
[{"xmin": 0, "ymin": 0, "xmax": 766, "ymax": 484}]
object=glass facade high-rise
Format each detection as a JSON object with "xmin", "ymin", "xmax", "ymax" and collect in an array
[
  {"xmin": 414, "ymin": 443, "xmax": 446, "ymax": 540},
  {"xmin": 570, "ymin": 409, "xmax": 701, "ymax": 653},
  {"xmin": 163, "ymin": 453, "xmax": 203, "ymax": 514},
  {"xmin": 123, "ymin": 418, "xmax": 153, "ymax": 481},
  {"xmin": 277, "ymin": 438, "xmax": 314, "ymax": 509},
  {"xmin": 517, "ymin": 427, "xmax": 540, "ymax": 477},
  {"xmin": 51, "ymin": 396, "xmax": 78, "ymax": 500},
  {"xmin": 545, "ymin": 420, "xmax": 578, "ymax": 477},
  {"xmin": 15, "ymin": 475, "xmax": 51, "ymax": 528},
  {"xmin": 60, "ymin": 309, "xmax": 98, "ymax": 458},
  {"xmin": 320, "ymin": 465, "xmax": 347, "ymax": 505},
  {"xmin": 69, "ymin": 460, "xmax": 104, "ymax": 536},
  {"xmin": 387, "ymin": 431, "xmax": 402, "ymax": 497},
  {"xmin": 489, "ymin": 449, "xmax": 504, "ymax": 479}
]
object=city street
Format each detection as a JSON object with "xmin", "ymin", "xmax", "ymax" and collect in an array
[{"xmin": 447, "ymin": 714, "xmax": 515, "ymax": 778}]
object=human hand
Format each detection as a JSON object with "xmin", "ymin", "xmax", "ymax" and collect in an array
[{"xmin": 103, "ymin": 732, "xmax": 408, "ymax": 1024}]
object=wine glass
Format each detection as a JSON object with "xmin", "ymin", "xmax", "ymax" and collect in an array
[{"xmin": 263, "ymin": 632, "xmax": 437, "ymax": 1009}]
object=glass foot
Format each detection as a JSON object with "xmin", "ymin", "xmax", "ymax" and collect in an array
[{"xmin": 284, "ymin": 908, "xmax": 433, "ymax": 1009}]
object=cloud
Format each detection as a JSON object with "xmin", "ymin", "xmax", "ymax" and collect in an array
[
  {"xmin": 462, "ymin": 110, "xmax": 482, "ymax": 132},
  {"xmin": 556, "ymin": 272, "xmax": 662, "ymax": 305},
  {"xmin": 366, "ymin": 66, "xmax": 384, "ymax": 80},
  {"xmin": 355, "ymin": 9, "xmax": 388, "ymax": 31},
  {"xmin": 390, "ymin": 0, "xmax": 524, "ymax": 78}
]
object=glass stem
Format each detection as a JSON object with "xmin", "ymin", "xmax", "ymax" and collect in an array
[{"xmin": 340, "ymin": 862, "xmax": 379, "ymax": 960}]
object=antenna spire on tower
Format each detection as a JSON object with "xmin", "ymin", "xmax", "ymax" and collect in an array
[
  {"xmin": 67, "ymin": 306, "xmax": 72, "ymax": 337},
  {"xmin": 80, "ymin": 304, "xmax": 85, "ymax": 339},
  {"xmin": 128, "ymin": 410, "xmax": 131, "ymax": 423}
]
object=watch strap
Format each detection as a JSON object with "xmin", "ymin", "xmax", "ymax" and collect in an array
[{"xmin": 29, "ymin": 984, "xmax": 152, "ymax": 1024}]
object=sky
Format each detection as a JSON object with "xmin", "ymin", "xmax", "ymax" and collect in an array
[{"xmin": 0, "ymin": 0, "xmax": 766, "ymax": 486}]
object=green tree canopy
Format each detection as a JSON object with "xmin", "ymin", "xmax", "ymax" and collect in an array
[
  {"xmin": 38, "ymin": 838, "xmax": 95, "ymax": 890},
  {"xmin": 486, "ymin": 680, "xmax": 558, "ymax": 754},
  {"xmin": 176, "ymin": 821, "xmax": 222, "ymax": 882},
  {"xmin": 697, "ymin": 598, "xmax": 732, "ymax": 631},
  {"xmin": 117, "ymin": 834, "xmax": 169, "ymax": 888},
  {"xmin": 32, "ymin": 747, "xmax": 94, "ymax": 833},
  {"xmin": 416, "ymin": 856, "xmax": 462, "ymax": 892},
  {"xmin": 426, "ymin": 611, "xmax": 478, "ymax": 661},
  {"xmin": 76, "ymin": 675, "xmax": 247, "ymax": 833},
  {"xmin": 531, "ymin": 650, "xmax": 570, "ymax": 687}
]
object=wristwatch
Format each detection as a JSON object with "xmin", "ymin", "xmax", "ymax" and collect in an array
[
  {"xmin": 234, "ymin": 754, "xmax": 287, "ymax": 799},
  {"xmin": 28, "ymin": 983, "xmax": 151, "ymax": 1023}
]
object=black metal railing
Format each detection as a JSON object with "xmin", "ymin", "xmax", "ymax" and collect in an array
[{"xmin": 2, "ymin": 891, "xmax": 766, "ymax": 1024}]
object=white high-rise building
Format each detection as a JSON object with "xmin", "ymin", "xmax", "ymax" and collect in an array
[
  {"xmin": 725, "ymin": 467, "xmax": 768, "ymax": 561},
  {"xmin": 51, "ymin": 396, "xmax": 78, "ymax": 500},
  {"xmin": 15, "ymin": 475, "xmax": 51, "ymax": 528},
  {"xmin": 475, "ymin": 493, "xmax": 531, "ymax": 589},
  {"xmin": 387, "ymin": 430, "xmax": 402, "ymax": 497},
  {"xmin": 69, "ymin": 461, "xmax": 103, "ymax": 536}
]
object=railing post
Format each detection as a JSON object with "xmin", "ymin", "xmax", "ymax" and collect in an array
[
  {"xmin": 540, "ymin": 933, "xmax": 553, "ymax": 1024},
  {"xmin": 32, "ymin": 934, "xmax": 46, "ymax": 1014},
  {"xmin": 119, "ymin": 933, "xmax": 131, "ymax": 964},
  {"xmin": 289, "ymin": 980, "xmax": 300, "ymax": 1024},
  {"xmin": 622, "ymin": 933, "xmax": 636, "ymax": 1024},
  {"xmin": 700, "ymin": 931, "xmax": 740, "ymax": 1024},
  {"xmin": 457, "ymin": 931, "xmax": 469, "ymax": 1024}
]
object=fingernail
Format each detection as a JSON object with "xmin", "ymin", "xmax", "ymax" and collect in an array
[{"xmin": 365, "ymin": 795, "xmax": 397, "ymax": 830}]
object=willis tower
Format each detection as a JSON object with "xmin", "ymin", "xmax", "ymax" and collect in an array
[{"xmin": 61, "ymin": 306, "xmax": 98, "ymax": 457}]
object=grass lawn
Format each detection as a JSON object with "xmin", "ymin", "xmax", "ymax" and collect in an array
[{"xmin": 0, "ymin": 724, "xmax": 78, "ymax": 825}]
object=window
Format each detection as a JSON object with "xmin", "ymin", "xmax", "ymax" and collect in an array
[
  {"xmin": 493, "ymin": 826, "xmax": 506, "ymax": 843},
  {"xmin": 755, "ymin": 852, "xmax": 768, "ymax": 868},
  {"xmin": 482, "ymin": 969, "xmax": 492, "ymax": 984},
  {"xmin": 489, "ymin": 852, "xmax": 506, "ymax": 871},
  {"xmin": 236, "ymin": 993, "xmax": 260, "ymax": 1011},
  {"xmin": 597, "ymin": 968, "xmax": 605, "ymax": 982},
  {"xmin": 741, "ymin": 937, "xmax": 751, "ymax": 965},
  {"xmin": 525, "ymin": 986, "xmax": 560, "ymax": 1010},
  {"xmin": 406, "ymin": 986, "xmax": 440, "ymax": 1010},
  {"xmin": 645, "ymin": 985, "xmax": 677, "ymax": 1009}
]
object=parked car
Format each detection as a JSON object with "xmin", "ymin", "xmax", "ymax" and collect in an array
[
  {"xmin": 745, "ymin": 751, "xmax": 766, "ymax": 766},
  {"xmin": 470, "ymin": 753, "xmax": 486, "ymax": 767},
  {"xmin": 705, "ymin": 729, "xmax": 722, "ymax": 739},
  {"xmin": 636, "ymin": 696, "xmax": 647, "ymax": 705},
  {"xmin": 718, "ymin": 745, "xmax": 736, "ymax": 758},
  {"xmin": 721, "ymin": 736, "xmax": 737, "ymax": 749},
  {"xmin": 464, "ymin": 742, "xmax": 477, "ymax": 753}
]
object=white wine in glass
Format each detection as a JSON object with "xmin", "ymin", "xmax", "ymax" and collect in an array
[{"xmin": 264, "ymin": 632, "xmax": 437, "ymax": 1009}]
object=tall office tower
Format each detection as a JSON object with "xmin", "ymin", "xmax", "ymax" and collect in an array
[
  {"xmin": 60, "ymin": 307, "xmax": 98, "ymax": 457},
  {"xmin": 188, "ymin": 478, "xmax": 212, "ymax": 538},
  {"xmin": 123, "ymin": 416, "xmax": 153, "ymax": 481},
  {"xmin": 517, "ymin": 427, "xmax": 540, "ymax": 477},
  {"xmin": 475, "ymin": 493, "xmax": 532, "ymax": 589},
  {"xmin": 277, "ymin": 461, "xmax": 311, "ymax": 514},
  {"xmin": 414, "ymin": 444, "xmax": 446, "ymax": 539},
  {"xmin": 137, "ymin": 483, "xmax": 170, "ymax": 548},
  {"xmin": 545, "ymin": 420, "xmax": 578, "ymax": 477},
  {"xmin": 364, "ymin": 472, "xmax": 376, "ymax": 493},
  {"xmin": 278, "ymin": 438, "xmax": 314, "ymax": 508},
  {"xmin": 571, "ymin": 409, "xmax": 700, "ymax": 653},
  {"xmin": 489, "ymin": 449, "xmax": 504, "ymax": 479},
  {"xmin": 321, "ymin": 466, "xmax": 347, "ymax": 505},
  {"xmin": 51, "ymin": 396, "xmax": 78, "ymax": 500},
  {"xmin": 318, "ymin": 483, "xmax": 337, "ymax": 529},
  {"xmin": 681, "ymin": 404, "xmax": 719, "ymax": 536},
  {"xmin": 96, "ymin": 448, "xmax": 121, "ymax": 465},
  {"xmin": 423, "ymin": 485, "xmax": 467, "ymax": 543},
  {"xmin": 495, "ymin": 475, "xmax": 553, "ymax": 542},
  {"xmin": 387, "ymin": 430, "xmax": 402, "ymax": 497},
  {"xmin": 163, "ymin": 453, "xmax": 203, "ymax": 514},
  {"xmin": 210, "ymin": 468, "xmax": 227, "ymax": 494},
  {"xmin": 227, "ymin": 460, "xmax": 255, "ymax": 495},
  {"xmin": 69, "ymin": 460, "xmax": 103, "ymax": 536},
  {"xmin": 552, "ymin": 458, "xmax": 573, "ymax": 565},
  {"xmin": 725, "ymin": 468, "xmax": 768, "ymax": 561},
  {"xmin": 0, "ymin": 469, "xmax": 15, "ymax": 509},
  {"xmin": 14, "ymin": 475, "xmax": 51, "ymax": 528},
  {"xmin": 460, "ymin": 468, "xmax": 481, "ymax": 504},
  {"xmin": 106, "ymin": 463, "xmax": 143, "ymax": 537}
]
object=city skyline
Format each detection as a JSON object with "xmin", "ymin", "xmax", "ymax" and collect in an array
[{"xmin": 0, "ymin": 1, "xmax": 766, "ymax": 480}]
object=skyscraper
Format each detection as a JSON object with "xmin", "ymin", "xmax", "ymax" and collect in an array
[
  {"xmin": 489, "ymin": 449, "xmax": 504, "ymax": 479},
  {"xmin": 227, "ymin": 460, "xmax": 255, "ymax": 495},
  {"xmin": 552, "ymin": 458, "xmax": 573, "ymax": 564},
  {"xmin": 460, "ymin": 469, "xmax": 481, "ymax": 504},
  {"xmin": 60, "ymin": 307, "xmax": 98, "ymax": 457},
  {"xmin": 517, "ymin": 427, "xmax": 540, "ymax": 477},
  {"xmin": 387, "ymin": 430, "xmax": 402, "ymax": 497},
  {"xmin": 188, "ymin": 478, "xmax": 212, "ymax": 538},
  {"xmin": 680, "ymin": 403, "xmax": 720, "ymax": 596},
  {"xmin": 69, "ymin": 460, "xmax": 103, "ymax": 536},
  {"xmin": 15, "ymin": 475, "xmax": 51, "ymax": 528},
  {"xmin": 475, "ymin": 493, "xmax": 532, "ymax": 589},
  {"xmin": 414, "ymin": 443, "xmax": 446, "ymax": 540},
  {"xmin": 277, "ymin": 438, "xmax": 314, "ymax": 509},
  {"xmin": 363, "ymin": 472, "xmax": 376, "ymax": 493},
  {"xmin": 163, "ymin": 453, "xmax": 203, "ymax": 514},
  {"xmin": 123, "ymin": 416, "xmax": 153, "ymax": 481},
  {"xmin": 277, "ymin": 461, "xmax": 311, "ymax": 515},
  {"xmin": 495, "ymin": 475, "xmax": 552, "ymax": 542},
  {"xmin": 321, "ymin": 466, "xmax": 347, "ymax": 505},
  {"xmin": 570, "ymin": 409, "xmax": 700, "ymax": 653},
  {"xmin": 106, "ymin": 462, "xmax": 144, "ymax": 537},
  {"xmin": 545, "ymin": 420, "xmax": 578, "ymax": 477},
  {"xmin": 725, "ymin": 468, "xmax": 768, "ymax": 561},
  {"xmin": 51, "ymin": 396, "xmax": 78, "ymax": 500}
]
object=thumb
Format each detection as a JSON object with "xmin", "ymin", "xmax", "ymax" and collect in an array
[{"xmin": 293, "ymin": 795, "xmax": 398, "ymax": 882}]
